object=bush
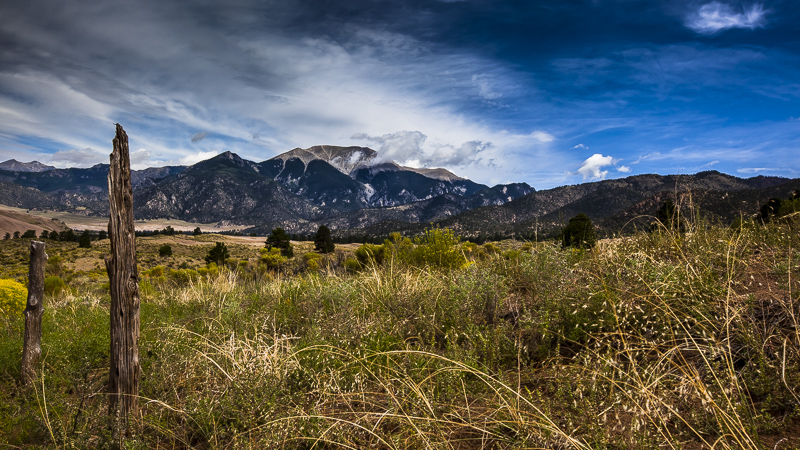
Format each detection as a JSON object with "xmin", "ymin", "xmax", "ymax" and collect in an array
[
  {"xmin": 303, "ymin": 252, "xmax": 322, "ymax": 272},
  {"xmin": 260, "ymin": 247, "xmax": 287, "ymax": 269},
  {"xmin": 344, "ymin": 257, "xmax": 360, "ymax": 273},
  {"xmin": 394, "ymin": 227, "xmax": 467, "ymax": 269},
  {"xmin": 0, "ymin": 279, "xmax": 27, "ymax": 316},
  {"xmin": 355, "ymin": 243, "xmax": 386, "ymax": 267},
  {"xmin": 158, "ymin": 244, "xmax": 173, "ymax": 257},
  {"xmin": 44, "ymin": 276, "xmax": 65, "ymax": 297}
]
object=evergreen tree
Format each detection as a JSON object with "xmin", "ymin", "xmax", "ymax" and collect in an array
[
  {"xmin": 21, "ymin": 229, "xmax": 37, "ymax": 239},
  {"xmin": 13, "ymin": 231, "xmax": 20, "ymax": 239},
  {"xmin": 205, "ymin": 242, "xmax": 229, "ymax": 266},
  {"xmin": 3, "ymin": 233, "xmax": 9, "ymax": 240},
  {"xmin": 98, "ymin": 230, "xmax": 107, "ymax": 240},
  {"xmin": 78, "ymin": 230, "xmax": 92, "ymax": 248},
  {"xmin": 40, "ymin": 230, "xmax": 50, "ymax": 239},
  {"xmin": 193, "ymin": 227, "xmax": 202, "ymax": 236},
  {"xmin": 266, "ymin": 228, "xmax": 293, "ymax": 257},
  {"xmin": 49, "ymin": 230, "xmax": 59, "ymax": 240},
  {"xmin": 562, "ymin": 213, "xmax": 596, "ymax": 249},
  {"xmin": 60, "ymin": 229, "xmax": 76, "ymax": 242},
  {"xmin": 314, "ymin": 225, "xmax": 335, "ymax": 253}
]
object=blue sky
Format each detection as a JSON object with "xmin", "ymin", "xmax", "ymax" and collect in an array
[{"xmin": 0, "ymin": 0, "xmax": 798, "ymax": 189}]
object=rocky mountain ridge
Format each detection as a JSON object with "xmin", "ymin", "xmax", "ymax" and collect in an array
[
  {"xmin": 0, "ymin": 147, "xmax": 533, "ymax": 231},
  {"xmin": 2, "ymin": 150, "xmax": 796, "ymax": 238}
]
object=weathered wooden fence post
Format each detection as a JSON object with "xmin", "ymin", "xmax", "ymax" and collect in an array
[
  {"xmin": 106, "ymin": 124, "xmax": 141, "ymax": 424},
  {"xmin": 21, "ymin": 240, "xmax": 47, "ymax": 385}
]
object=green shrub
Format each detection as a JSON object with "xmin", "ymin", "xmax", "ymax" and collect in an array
[
  {"xmin": 260, "ymin": 247, "xmax": 287, "ymax": 269},
  {"xmin": 168, "ymin": 268, "xmax": 199, "ymax": 285},
  {"xmin": 158, "ymin": 244, "xmax": 173, "ymax": 257},
  {"xmin": 198, "ymin": 262, "xmax": 219, "ymax": 278},
  {"xmin": 355, "ymin": 243, "xmax": 386, "ymax": 266},
  {"xmin": 143, "ymin": 266, "xmax": 166, "ymax": 278},
  {"xmin": 44, "ymin": 275, "xmax": 65, "ymax": 297},
  {"xmin": 394, "ymin": 227, "xmax": 466, "ymax": 269},
  {"xmin": 303, "ymin": 252, "xmax": 322, "ymax": 272},
  {"xmin": 0, "ymin": 279, "xmax": 27, "ymax": 316},
  {"xmin": 344, "ymin": 257, "xmax": 360, "ymax": 273}
]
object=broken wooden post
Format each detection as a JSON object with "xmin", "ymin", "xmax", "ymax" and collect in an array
[
  {"xmin": 21, "ymin": 240, "xmax": 47, "ymax": 385},
  {"xmin": 106, "ymin": 123, "xmax": 141, "ymax": 422}
]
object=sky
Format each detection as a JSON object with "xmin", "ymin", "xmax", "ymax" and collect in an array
[{"xmin": 0, "ymin": 0, "xmax": 798, "ymax": 189}]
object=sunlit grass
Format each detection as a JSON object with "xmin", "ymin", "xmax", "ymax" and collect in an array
[{"xmin": 1, "ymin": 220, "xmax": 798, "ymax": 448}]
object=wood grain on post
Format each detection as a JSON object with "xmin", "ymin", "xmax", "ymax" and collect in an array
[
  {"xmin": 21, "ymin": 240, "xmax": 47, "ymax": 385},
  {"xmin": 106, "ymin": 124, "xmax": 140, "ymax": 421}
]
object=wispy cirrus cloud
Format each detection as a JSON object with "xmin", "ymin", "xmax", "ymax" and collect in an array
[{"xmin": 685, "ymin": 2, "xmax": 768, "ymax": 34}]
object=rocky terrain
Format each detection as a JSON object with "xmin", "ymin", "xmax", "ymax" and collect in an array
[{"xmin": 2, "ymin": 152, "xmax": 797, "ymax": 237}]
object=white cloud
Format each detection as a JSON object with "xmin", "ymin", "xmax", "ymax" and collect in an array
[
  {"xmin": 617, "ymin": 165, "xmax": 631, "ymax": 173},
  {"xmin": 578, "ymin": 153, "xmax": 614, "ymax": 180},
  {"xmin": 352, "ymin": 131, "xmax": 427, "ymax": 164},
  {"xmin": 179, "ymin": 151, "xmax": 220, "ymax": 166},
  {"xmin": 573, "ymin": 143, "xmax": 588, "ymax": 150},
  {"xmin": 430, "ymin": 140, "xmax": 492, "ymax": 166},
  {"xmin": 530, "ymin": 131, "xmax": 555, "ymax": 143},
  {"xmin": 736, "ymin": 167, "xmax": 773, "ymax": 174},
  {"xmin": 48, "ymin": 148, "xmax": 105, "ymax": 167},
  {"xmin": 472, "ymin": 75, "xmax": 503, "ymax": 100},
  {"xmin": 352, "ymin": 130, "xmax": 491, "ymax": 167},
  {"xmin": 129, "ymin": 149, "xmax": 155, "ymax": 169},
  {"xmin": 685, "ymin": 2, "xmax": 767, "ymax": 34}
]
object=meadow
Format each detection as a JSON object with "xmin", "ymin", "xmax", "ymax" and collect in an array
[{"xmin": 0, "ymin": 219, "xmax": 798, "ymax": 449}]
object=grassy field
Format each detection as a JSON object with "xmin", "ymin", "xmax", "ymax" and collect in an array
[{"xmin": 0, "ymin": 220, "xmax": 799, "ymax": 449}]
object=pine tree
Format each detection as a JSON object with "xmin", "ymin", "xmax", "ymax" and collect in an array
[
  {"xmin": 266, "ymin": 228, "xmax": 293, "ymax": 257},
  {"xmin": 78, "ymin": 230, "xmax": 92, "ymax": 248},
  {"xmin": 205, "ymin": 242, "xmax": 229, "ymax": 265},
  {"xmin": 562, "ymin": 213, "xmax": 596, "ymax": 249},
  {"xmin": 314, "ymin": 225, "xmax": 335, "ymax": 253}
]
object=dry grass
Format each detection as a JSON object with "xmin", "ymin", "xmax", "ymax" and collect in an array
[{"xmin": 1, "ymin": 219, "xmax": 799, "ymax": 449}]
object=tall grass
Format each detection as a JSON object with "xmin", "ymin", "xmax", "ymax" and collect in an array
[{"xmin": 0, "ymin": 219, "xmax": 798, "ymax": 448}]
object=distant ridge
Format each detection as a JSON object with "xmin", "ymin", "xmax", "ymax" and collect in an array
[
  {"xmin": 0, "ymin": 159, "xmax": 56, "ymax": 172},
  {"xmin": 2, "ymin": 151, "xmax": 794, "ymax": 239}
]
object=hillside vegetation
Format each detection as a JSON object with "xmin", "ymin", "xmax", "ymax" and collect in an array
[{"xmin": 0, "ymin": 217, "xmax": 798, "ymax": 448}]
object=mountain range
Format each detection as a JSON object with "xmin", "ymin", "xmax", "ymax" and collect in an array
[{"xmin": 1, "ymin": 147, "xmax": 798, "ymax": 238}]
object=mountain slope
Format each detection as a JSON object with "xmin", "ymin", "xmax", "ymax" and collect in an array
[{"xmin": 0, "ymin": 159, "xmax": 56, "ymax": 172}]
